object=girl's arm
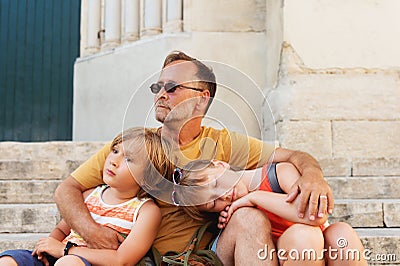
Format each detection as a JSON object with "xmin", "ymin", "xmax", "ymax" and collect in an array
[
  {"xmin": 48, "ymin": 187, "xmax": 94, "ymax": 240},
  {"xmin": 67, "ymin": 200, "xmax": 162, "ymax": 266},
  {"xmin": 49, "ymin": 188, "xmax": 94, "ymax": 241},
  {"xmin": 32, "ymin": 219, "xmax": 72, "ymax": 260},
  {"xmin": 48, "ymin": 219, "xmax": 71, "ymax": 240},
  {"xmin": 32, "ymin": 188, "xmax": 96, "ymax": 259},
  {"xmin": 228, "ymin": 190, "xmax": 327, "ymax": 226},
  {"xmin": 228, "ymin": 162, "xmax": 328, "ymax": 226}
]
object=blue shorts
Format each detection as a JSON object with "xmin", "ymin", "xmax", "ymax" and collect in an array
[
  {"xmin": 0, "ymin": 249, "xmax": 91, "ymax": 266},
  {"xmin": 210, "ymin": 230, "xmax": 222, "ymax": 254}
]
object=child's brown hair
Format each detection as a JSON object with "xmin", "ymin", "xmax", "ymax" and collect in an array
[{"xmin": 111, "ymin": 127, "xmax": 175, "ymax": 199}]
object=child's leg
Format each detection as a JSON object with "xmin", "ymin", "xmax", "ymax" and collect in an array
[
  {"xmin": 55, "ymin": 254, "xmax": 90, "ymax": 266},
  {"xmin": 0, "ymin": 249, "xmax": 44, "ymax": 266},
  {"xmin": 323, "ymin": 222, "xmax": 368, "ymax": 266},
  {"xmin": 277, "ymin": 224, "xmax": 325, "ymax": 266}
]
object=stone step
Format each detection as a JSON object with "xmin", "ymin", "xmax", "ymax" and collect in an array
[
  {"xmin": 0, "ymin": 160, "xmax": 82, "ymax": 180},
  {"xmin": 0, "ymin": 230, "xmax": 398, "ymax": 264},
  {"xmin": 319, "ymin": 157, "xmax": 400, "ymax": 177},
  {"xmin": 356, "ymin": 228, "xmax": 400, "ymax": 265},
  {"xmin": 0, "ymin": 204, "xmax": 60, "ymax": 233},
  {"xmin": 329, "ymin": 199, "xmax": 400, "ymax": 228},
  {"xmin": 0, "ymin": 233, "xmax": 48, "ymax": 253},
  {"xmin": 1, "ymin": 156, "xmax": 399, "ymax": 180},
  {"xmin": 0, "ymin": 141, "xmax": 106, "ymax": 161},
  {"xmin": 326, "ymin": 176, "xmax": 400, "ymax": 199},
  {"xmin": 0, "ymin": 180, "xmax": 61, "ymax": 203},
  {"xmin": 0, "ymin": 200, "xmax": 399, "ymax": 234},
  {"xmin": 1, "ymin": 176, "xmax": 398, "ymax": 204},
  {"xmin": 1, "ymin": 142, "xmax": 400, "ymax": 177}
]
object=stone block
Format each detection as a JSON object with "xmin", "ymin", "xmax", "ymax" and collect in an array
[
  {"xmin": 327, "ymin": 177, "xmax": 400, "ymax": 199},
  {"xmin": 0, "ymin": 160, "xmax": 65, "ymax": 180},
  {"xmin": 0, "ymin": 204, "xmax": 60, "ymax": 233},
  {"xmin": 0, "ymin": 233, "xmax": 47, "ymax": 253},
  {"xmin": 332, "ymin": 121, "xmax": 400, "ymax": 158},
  {"xmin": 353, "ymin": 158, "xmax": 400, "ymax": 176},
  {"xmin": 269, "ymin": 72, "xmax": 400, "ymax": 121},
  {"xmin": 384, "ymin": 202, "xmax": 400, "ymax": 227},
  {"xmin": 0, "ymin": 141, "xmax": 106, "ymax": 161},
  {"xmin": 277, "ymin": 121, "xmax": 332, "ymax": 159},
  {"xmin": 357, "ymin": 229, "xmax": 400, "ymax": 264},
  {"xmin": 0, "ymin": 180, "xmax": 60, "ymax": 204},
  {"xmin": 319, "ymin": 157, "xmax": 351, "ymax": 177},
  {"xmin": 184, "ymin": 0, "xmax": 266, "ymax": 32},
  {"xmin": 0, "ymin": 159, "xmax": 88, "ymax": 181},
  {"xmin": 329, "ymin": 200, "xmax": 383, "ymax": 227}
]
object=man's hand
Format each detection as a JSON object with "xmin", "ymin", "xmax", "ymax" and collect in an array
[
  {"xmin": 273, "ymin": 148, "xmax": 334, "ymax": 220},
  {"xmin": 84, "ymin": 224, "xmax": 125, "ymax": 249},
  {"xmin": 286, "ymin": 167, "xmax": 334, "ymax": 220}
]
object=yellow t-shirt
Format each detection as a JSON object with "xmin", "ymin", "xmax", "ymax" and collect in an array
[{"xmin": 71, "ymin": 126, "xmax": 275, "ymax": 254}]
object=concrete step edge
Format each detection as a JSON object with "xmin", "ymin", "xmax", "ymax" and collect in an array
[{"xmin": 356, "ymin": 228, "xmax": 400, "ymax": 237}]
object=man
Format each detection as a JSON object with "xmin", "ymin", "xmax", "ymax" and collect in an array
[{"xmin": 55, "ymin": 51, "xmax": 333, "ymax": 265}]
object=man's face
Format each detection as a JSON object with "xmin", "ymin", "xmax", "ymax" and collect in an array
[{"xmin": 153, "ymin": 60, "xmax": 204, "ymax": 124}]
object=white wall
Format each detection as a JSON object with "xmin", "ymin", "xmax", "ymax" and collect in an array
[{"xmin": 284, "ymin": 0, "xmax": 400, "ymax": 68}]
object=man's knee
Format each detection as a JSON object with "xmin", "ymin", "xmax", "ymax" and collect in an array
[{"xmin": 228, "ymin": 207, "xmax": 272, "ymax": 233}]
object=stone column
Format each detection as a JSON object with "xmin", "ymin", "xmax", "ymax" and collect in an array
[
  {"xmin": 85, "ymin": 0, "xmax": 101, "ymax": 55},
  {"xmin": 164, "ymin": 0, "xmax": 182, "ymax": 33},
  {"xmin": 142, "ymin": 0, "xmax": 162, "ymax": 36},
  {"xmin": 102, "ymin": 0, "xmax": 121, "ymax": 50},
  {"xmin": 123, "ymin": 0, "xmax": 140, "ymax": 42}
]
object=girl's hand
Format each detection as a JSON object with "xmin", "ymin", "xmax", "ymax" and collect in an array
[
  {"xmin": 226, "ymin": 195, "xmax": 256, "ymax": 222},
  {"xmin": 217, "ymin": 206, "xmax": 230, "ymax": 229},
  {"xmin": 32, "ymin": 237, "xmax": 64, "ymax": 259}
]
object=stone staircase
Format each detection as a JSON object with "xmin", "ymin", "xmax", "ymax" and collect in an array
[
  {"xmin": 262, "ymin": 43, "xmax": 400, "ymax": 265},
  {"xmin": 0, "ymin": 142, "xmax": 399, "ymax": 265},
  {"xmin": 319, "ymin": 158, "xmax": 400, "ymax": 265},
  {"xmin": 0, "ymin": 141, "xmax": 106, "ymax": 251}
]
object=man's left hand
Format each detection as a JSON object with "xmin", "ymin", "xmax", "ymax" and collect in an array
[{"xmin": 286, "ymin": 167, "xmax": 334, "ymax": 220}]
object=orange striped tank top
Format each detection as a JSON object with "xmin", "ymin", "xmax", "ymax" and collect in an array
[{"xmin": 63, "ymin": 185, "xmax": 151, "ymax": 246}]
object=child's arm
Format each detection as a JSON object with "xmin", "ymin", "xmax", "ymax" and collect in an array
[
  {"xmin": 31, "ymin": 219, "xmax": 72, "ymax": 261},
  {"xmin": 32, "ymin": 188, "xmax": 95, "ymax": 259},
  {"xmin": 48, "ymin": 219, "xmax": 72, "ymax": 240},
  {"xmin": 48, "ymin": 188, "xmax": 93, "ymax": 240},
  {"xmin": 66, "ymin": 200, "xmax": 162, "ymax": 265},
  {"xmin": 228, "ymin": 162, "xmax": 328, "ymax": 226},
  {"xmin": 227, "ymin": 190, "xmax": 327, "ymax": 226}
]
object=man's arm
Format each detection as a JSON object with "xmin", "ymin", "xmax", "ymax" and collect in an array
[
  {"xmin": 54, "ymin": 176, "xmax": 124, "ymax": 249},
  {"xmin": 272, "ymin": 147, "xmax": 334, "ymax": 220}
]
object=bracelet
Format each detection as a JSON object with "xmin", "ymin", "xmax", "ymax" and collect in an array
[{"xmin": 63, "ymin": 241, "xmax": 78, "ymax": 256}]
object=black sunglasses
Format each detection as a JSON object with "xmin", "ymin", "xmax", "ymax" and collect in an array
[
  {"xmin": 150, "ymin": 82, "xmax": 203, "ymax": 94},
  {"xmin": 171, "ymin": 168, "xmax": 182, "ymax": 206}
]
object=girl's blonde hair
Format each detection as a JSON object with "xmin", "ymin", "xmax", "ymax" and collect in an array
[{"xmin": 111, "ymin": 127, "xmax": 175, "ymax": 199}]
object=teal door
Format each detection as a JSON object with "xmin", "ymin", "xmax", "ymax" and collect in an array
[{"xmin": 0, "ymin": 0, "xmax": 81, "ymax": 141}]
